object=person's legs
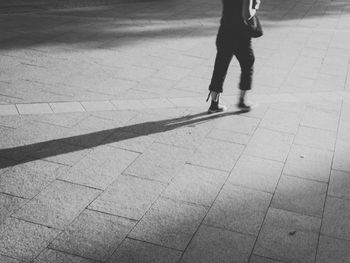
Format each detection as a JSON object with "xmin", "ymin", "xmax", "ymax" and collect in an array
[
  {"xmin": 209, "ymin": 50, "xmax": 234, "ymax": 96},
  {"xmin": 235, "ymin": 37, "xmax": 255, "ymax": 110},
  {"xmin": 208, "ymin": 27, "xmax": 235, "ymax": 113},
  {"xmin": 209, "ymin": 28, "xmax": 235, "ymax": 95}
]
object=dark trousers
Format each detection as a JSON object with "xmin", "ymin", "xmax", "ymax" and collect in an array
[{"xmin": 209, "ymin": 26, "xmax": 255, "ymax": 93}]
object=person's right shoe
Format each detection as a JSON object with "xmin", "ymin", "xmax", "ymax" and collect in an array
[
  {"xmin": 208, "ymin": 99, "xmax": 226, "ymax": 114},
  {"xmin": 237, "ymin": 98, "xmax": 251, "ymax": 111}
]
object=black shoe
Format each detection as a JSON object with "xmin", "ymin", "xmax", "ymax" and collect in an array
[
  {"xmin": 208, "ymin": 99, "xmax": 226, "ymax": 114},
  {"xmin": 237, "ymin": 98, "xmax": 251, "ymax": 111}
]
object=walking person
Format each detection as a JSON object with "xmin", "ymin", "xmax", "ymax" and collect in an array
[{"xmin": 207, "ymin": 0, "xmax": 261, "ymax": 113}]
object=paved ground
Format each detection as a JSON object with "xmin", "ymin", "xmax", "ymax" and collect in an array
[{"xmin": 1, "ymin": 0, "xmax": 350, "ymax": 262}]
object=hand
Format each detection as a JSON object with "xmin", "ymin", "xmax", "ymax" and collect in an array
[{"xmin": 254, "ymin": 0, "xmax": 261, "ymax": 9}]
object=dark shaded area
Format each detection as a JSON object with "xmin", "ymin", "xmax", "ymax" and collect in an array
[
  {"xmin": 0, "ymin": 1, "xmax": 220, "ymax": 50},
  {"xmin": 0, "ymin": 0, "xmax": 349, "ymax": 51},
  {"xmin": 0, "ymin": 110, "xmax": 248, "ymax": 169},
  {"xmin": 0, "ymin": 0, "xmax": 171, "ymax": 14}
]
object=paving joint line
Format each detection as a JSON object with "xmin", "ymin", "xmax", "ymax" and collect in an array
[
  {"xmin": 201, "ymin": 222, "xmax": 257, "ymax": 238},
  {"xmin": 108, "ymin": 160, "xmax": 184, "ymax": 261},
  {"xmin": 0, "ymin": 191, "xmax": 27, "ymax": 200},
  {"xmin": 247, "ymin": 105, "xmax": 293, "ymax": 261},
  {"xmin": 55, "ymin": 178, "xmax": 105, "ymax": 192},
  {"xmin": 312, "ymin": 98, "xmax": 344, "ymax": 262},
  {"xmin": 85, "ymin": 207, "xmax": 139, "ymax": 222},
  {"xmin": 320, "ymin": 232, "xmax": 350, "ymax": 243},
  {"xmin": 326, "ymin": 194, "xmax": 350, "ymax": 202},
  {"xmin": 116, "ymin": 120, "xmax": 218, "ymax": 262},
  {"xmin": 344, "ymin": 57, "xmax": 350, "ymax": 90},
  {"xmin": 227, "ymin": 181, "xmax": 276, "ymax": 195},
  {"xmin": 42, "ymin": 152, "xmax": 143, "ymax": 261},
  {"xmin": 0, "ymin": 253, "xmax": 24, "ymax": 262},
  {"xmin": 283, "ymin": 172, "xmax": 330, "ymax": 185},
  {"xmin": 46, "ymin": 150, "xmax": 141, "ymax": 262},
  {"xmin": 174, "ymin": 116, "xmax": 253, "ymax": 261},
  {"xmin": 40, "ymin": 246, "xmax": 105, "ymax": 263},
  {"xmin": 125, "ymin": 237, "xmax": 184, "ymax": 252},
  {"xmin": 8, "ymin": 215, "xmax": 60, "ymax": 230},
  {"xmin": 331, "ymin": 168, "xmax": 350, "ymax": 175},
  {"xmin": 157, "ymin": 195, "xmax": 211, "ymax": 210},
  {"xmin": 175, "ymin": 149, "xmax": 242, "ymax": 262},
  {"xmin": 121, "ymin": 172, "xmax": 167, "ymax": 185},
  {"xmin": 292, "ymin": 141, "xmax": 336, "ymax": 153}
]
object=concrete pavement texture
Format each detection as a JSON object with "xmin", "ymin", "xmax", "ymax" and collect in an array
[{"xmin": 1, "ymin": 0, "xmax": 350, "ymax": 262}]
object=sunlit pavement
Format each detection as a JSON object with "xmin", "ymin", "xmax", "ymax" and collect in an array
[{"xmin": 1, "ymin": 0, "xmax": 350, "ymax": 262}]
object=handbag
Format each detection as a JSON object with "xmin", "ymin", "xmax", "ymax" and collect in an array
[{"xmin": 245, "ymin": 15, "xmax": 263, "ymax": 38}]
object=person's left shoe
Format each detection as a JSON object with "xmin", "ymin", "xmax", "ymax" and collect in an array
[
  {"xmin": 237, "ymin": 98, "xmax": 252, "ymax": 112},
  {"xmin": 208, "ymin": 99, "xmax": 226, "ymax": 114}
]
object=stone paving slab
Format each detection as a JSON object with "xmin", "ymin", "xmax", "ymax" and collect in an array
[
  {"xmin": 30, "ymin": 141, "xmax": 90, "ymax": 166},
  {"xmin": 321, "ymin": 197, "xmax": 350, "ymax": 241},
  {"xmin": 57, "ymin": 145, "xmax": 139, "ymax": 189},
  {"xmin": 0, "ymin": 105, "xmax": 18, "ymax": 115},
  {"xmin": 13, "ymin": 180, "xmax": 101, "ymax": 229},
  {"xmin": 328, "ymin": 170, "xmax": 350, "ymax": 201},
  {"xmin": 204, "ymin": 184, "xmax": 272, "ymax": 236},
  {"xmin": 106, "ymin": 131, "xmax": 155, "ymax": 153},
  {"xmin": 124, "ymin": 142, "xmax": 192, "ymax": 183},
  {"xmin": 316, "ymin": 235, "xmax": 350, "ymax": 263},
  {"xmin": 227, "ymin": 155, "xmax": 284, "ymax": 194},
  {"xmin": 215, "ymin": 115, "xmax": 260, "ymax": 135},
  {"xmin": 49, "ymin": 209, "xmax": 136, "ymax": 261},
  {"xmin": 0, "ymin": 122, "xmax": 68, "ymax": 161},
  {"xmin": 107, "ymin": 238, "xmax": 182, "ymax": 263},
  {"xmin": 151, "ymin": 123, "xmax": 211, "ymax": 151},
  {"xmin": 283, "ymin": 145, "xmax": 333, "ymax": 182},
  {"xmin": 249, "ymin": 255, "xmax": 284, "ymax": 263},
  {"xmin": 180, "ymin": 224, "xmax": 256, "ymax": 263},
  {"xmin": 0, "ymin": 254, "xmax": 24, "ymax": 263},
  {"xmin": 0, "ymin": 193, "xmax": 26, "ymax": 224},
  {"xmin": 161, "ymin": 164, "xmax": 228, "ymax": 207},
  {"xmin": 50, "ymin": 101, "xmax": 85, "ymax": 113},
  {"xmin": 189, "ymin": 139, "xmax": 244, "ymax": 172},
  {"xmin": 244, "ymin": 128, "xmax": 294, "ymax": 163},
  {"xmin": 254, "ymin": 208, "xmax": 321, "ymax": 263},
  {"xmin": 259, "ymin": 108, "xmax": 302, "ymax": 134},
  {"xmin": 0, "ymin": 159, "xmax": 63, "ymax": 198},
  {"xmin": 34, "ymin": 249, "xmax": 99, "ymax": 263},
  {"xmin": 17, "ymin": 103, "xmax": 53, "ymax": 115},
  {"xmin": 30, "ymin": 112, "xmax": 88, "ymax": 128},
  {"xmin": 89, "ymin": 174, "xmax": 166, "ymax": 220},
  {"xmin": 0, "ymin": 217, "xmax": 59, "ymax": 261},
  {"xmin": 129, "ymin": 197, "xmax": 207, "ymax": 251},
  {"xmin": 301, "ymin": 107, "xmax": 340, "ymax": 132},
  {"xmin": 294, "ymin": 126, "xmax": 337, "ymax": 151},
  {"xmin": 333, "ymin": 140, "xmax": 350, "ymax": 173},
  {"xmin": 207, "ymin": 128, "xmax": 251, "ymax": 145},
  {"xmin": 271, "ymin": 175, "xmax": 327, "ymax": 218}
]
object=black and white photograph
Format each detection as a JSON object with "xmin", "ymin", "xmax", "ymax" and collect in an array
[{"xmin": 0, "ymin": 0, "xmax": 350, "ymax": 262}]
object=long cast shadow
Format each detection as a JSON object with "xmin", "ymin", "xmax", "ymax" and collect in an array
[{"xmin": 0, "ymin": 110, "xmax": 246, "ymax": 169}]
